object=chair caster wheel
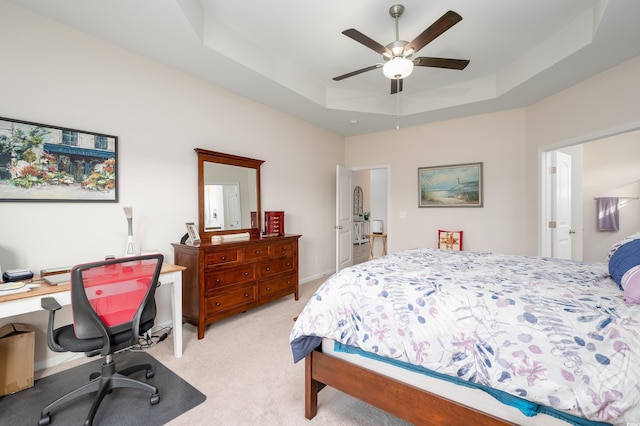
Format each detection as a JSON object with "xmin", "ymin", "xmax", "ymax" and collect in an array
[
  {"xmin": 146, "ymin": 370, "xmax": 155, "ymax": 379},
  {"xmin": 150, "ymin": 394, "xmax": 160, "ymax": 405},
  {"xmin": 39, "ymin": 415, "xmax": 51, "ymax": 426}
]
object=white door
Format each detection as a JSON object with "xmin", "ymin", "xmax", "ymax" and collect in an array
[
  {"xmin": 336, "ymin": 165, "xmax": 353, "ymax": 271},
  {"xmin": 551, "ymin": 151, "xmax": 572, "ymax": 259},
  {"xmin": 223, "ymin": 183, "xmax": 241, "ymax": 229}
]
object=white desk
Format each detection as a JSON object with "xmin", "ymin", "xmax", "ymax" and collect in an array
[{"xmin": 0, "ymin": 263, "xmax": 185, "ymax": 358}]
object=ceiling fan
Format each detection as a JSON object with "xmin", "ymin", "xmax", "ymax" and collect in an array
[{"xmin": 333, "ymin": 4, "xmax": 470, "ymax": 94}]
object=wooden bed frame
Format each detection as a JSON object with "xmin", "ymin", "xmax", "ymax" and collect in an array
[{"xmin": 305, "ymin": 347, "xmax": 514, "ymax": 425}]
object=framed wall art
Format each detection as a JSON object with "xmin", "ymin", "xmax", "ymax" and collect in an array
[
  {"xmin": 418, "ymin": 162, "xmax": 483, "ymax": 207},
  {"xmin": 0, "ymin": 116, "xmax": 117, "ymax": 202}
]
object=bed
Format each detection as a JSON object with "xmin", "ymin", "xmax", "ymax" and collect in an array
[{"xmin": 290, "ymin": 241, "xmax": 640, "ymax": 425}]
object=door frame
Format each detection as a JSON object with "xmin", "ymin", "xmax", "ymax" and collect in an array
[
  {"xmin": 538, "ymin": 121, "xmax": 640, "ymax": 257},
  {"xmin": 336, "ymin": 165, "xmax": 353, "ymax": 272},
  {"xmin": 337, "ymin": 165, "xmax": 391, "ymax": 271}
]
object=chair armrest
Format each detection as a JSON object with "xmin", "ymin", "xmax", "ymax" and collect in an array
[
  {"xmin": 41, "ymin": 297, "xmax": 65, "ymax": 352},
  {"xmin": 41, "ymin": 297, "xmax": 61, "ymax": 311}
]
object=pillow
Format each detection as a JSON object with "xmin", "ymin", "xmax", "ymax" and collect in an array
[
  {"xmin": 622, "ymin": 265, "xmax": 640, "ymax": 304},
  {"xmin": 608, "ymin": 236, "xmax": 640, "ymax": 289},
  {"xmin": 438, "ymin": 230, "xmax": 463, "ymax": 251},
  {"xmin": 608, "ymin": 232, "xmax": 640, "ymax": 259}
]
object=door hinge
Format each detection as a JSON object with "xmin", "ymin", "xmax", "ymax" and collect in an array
[
  {"xmin": 549, "ymin": 166, "xmax": 557, "ymax": 174},
  {"xmin": 548, "ymin": 221, "xmax": 556, "ymax": 229}
]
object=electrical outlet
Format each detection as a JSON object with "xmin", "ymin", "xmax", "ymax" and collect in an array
[
  {"xmin": 315, "ymin": 256, "xmax": 318, "ymax": 264},
  {"xmin": 399, "ymin": 211, "xmax": 407, "ymax": 219}
]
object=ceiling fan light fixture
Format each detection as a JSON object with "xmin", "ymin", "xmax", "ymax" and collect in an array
[{"xmin": 383, "ymin": 57, "xmax": 413, "ymax": 79}]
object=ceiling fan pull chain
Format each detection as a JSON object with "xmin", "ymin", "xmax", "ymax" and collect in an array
[{"xmin": 396, "ymin": 89, "xmax": 401, "ymax": 129}]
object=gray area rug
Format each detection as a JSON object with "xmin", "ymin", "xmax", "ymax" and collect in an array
[{"xmin": 0, "ymin": 351, "xmax": 206, "ymax": 425}]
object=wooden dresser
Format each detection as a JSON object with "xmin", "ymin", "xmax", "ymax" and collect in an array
[{"xmin": 172, "ymin": 234, "xmax": 301, "ymax": 339}]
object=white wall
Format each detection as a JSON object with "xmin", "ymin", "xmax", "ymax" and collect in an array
[
  {"xmin": 346, "ymin": 55, "xmax": 640, "ymax": 257},
  {"xmin": 582, "ymin": 132, "xmax": 640, "ymax": 261},
  {"xmin": 370, "ymin": 169, "xmax": 388, "ymax": 234},
  {"xmin": 346, "ymin": 109, "xmax": 528, "ymax": 255},
  {"xmin": 525, "ymin": 55, "xmax": 640, "ymax": 255},
  {"xmin": 0, "ymin": 2, "xmax": 342, "ymax": 369}
]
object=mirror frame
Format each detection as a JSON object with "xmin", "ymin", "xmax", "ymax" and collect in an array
[{"xmin": 195, "ymin": 148, "xmax": 264, "ymax": 241}]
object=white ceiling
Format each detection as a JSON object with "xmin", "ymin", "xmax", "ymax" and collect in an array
[{"xmin": 7, "ymin": 0, "xmax": 640, "ymax": 136}]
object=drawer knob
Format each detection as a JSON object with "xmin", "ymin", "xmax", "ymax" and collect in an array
[
  {"xmin": 244, "ymin": 293, "xmax": 249, "ymax": 297},
  {"xmin": 255, "ymin": 250, "xmax": 261, "ymax": 255},
  {"xmin": 216, "ymin": 278, "xmax": 221, "ymax": 283},
  {"xmin": 216, "ymin": 302, "xmax": 221, "ymax": 306},
  {"xmin": 282, "ymin": 247, "xmax": 287, "ymax": 251},
  {"xmin": 265, "ymin": 267, "xmax": 270, "ymax": 271},
  {"xmin": 266, "ymin": 287, "xmax": 271, "ymax": 291},
  {"xmin": 286, "ymin": 262, "xmax": 291, "ymax": 267},
  {"xmin": 244, "ymin": 271, "xmax": 249, "ymax": 276},
  {"xmin": 221, "ymin": 256, "xmax": 226, "ymax": 260}
]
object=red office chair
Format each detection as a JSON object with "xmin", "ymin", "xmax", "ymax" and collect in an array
[{"xmin": 39, "ymin": 254, "xmax": 164, "ymax": 426}]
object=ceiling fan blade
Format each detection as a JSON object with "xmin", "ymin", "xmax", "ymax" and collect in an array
[
  {"xmin": 414, "ymin": 57, "xmax": 470, "ymax": 70},
  {"xmin": 405, "ymin": 11, "xmax": 462, "ymax": 55},
  {"xmin": 391, "ymin": 78, "xmax": 403, "ymax": 95},
  {"xmin": 342, "ymin": 29, "xmax": 392, "ymax": 56},
  {"xmin": 333, "ymin": 64, "xmax": 382, "ymax": 81}
]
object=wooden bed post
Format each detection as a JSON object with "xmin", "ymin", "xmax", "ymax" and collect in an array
[{"xmin": 305, "ymin": 351, "xmax": 320, "ymax": 419}]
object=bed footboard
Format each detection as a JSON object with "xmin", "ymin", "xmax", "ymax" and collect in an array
[{"xmin": 305, "ymin": 347, "xmax": 513, "ymax": 425}]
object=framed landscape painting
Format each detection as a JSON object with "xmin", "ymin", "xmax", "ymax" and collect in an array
[
  {"xmin": 418, "ymin": 162, "xmax": 483, "ymax": 207},
  {"xmin": 0, "ymin": 117, "xmax": 117, "ymax": 202}
]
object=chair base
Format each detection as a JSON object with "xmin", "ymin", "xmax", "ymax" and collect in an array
[{"xmin": 39, "ymin": 355, "xmax": 159, "ymax": 426}]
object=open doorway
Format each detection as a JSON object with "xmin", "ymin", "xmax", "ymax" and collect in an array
[
  {"xmin": 352, "ymin": 167, "xmax": 388, "ymax": 265},
  {"xmin": 540, "ymin": 129, "xmax": 640, "ymax": 262},
  {"xmin": 335, "ymin": 165, "xmax": 390, "ymax": 272}
]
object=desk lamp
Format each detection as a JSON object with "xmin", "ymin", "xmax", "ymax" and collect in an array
[{"xmin": 123, "ymin": 205, "xmax": 135, "ymax": 256}]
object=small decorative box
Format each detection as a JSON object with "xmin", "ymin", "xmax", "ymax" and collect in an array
[{"xmin": 264, "ymin": 211, "xmax": 284, "ymax": 236}]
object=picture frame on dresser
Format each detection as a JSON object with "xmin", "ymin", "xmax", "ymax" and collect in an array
[
  {"xmin": 185, "ymin": 222, "xmax": 201, "ymax": 246},
  {"xmin": 0, "ymin": 116, "xmax": 118, "ymax": 202}
]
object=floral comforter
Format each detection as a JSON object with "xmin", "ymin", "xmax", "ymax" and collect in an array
[{"xmin": 290, "ymin": 248, "xmax": 640, "ymax": 425}]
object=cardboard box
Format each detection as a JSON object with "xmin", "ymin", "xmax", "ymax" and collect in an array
[{"xmin": 0, "ymin": 323, "xmax": 35, "ymax": 396}]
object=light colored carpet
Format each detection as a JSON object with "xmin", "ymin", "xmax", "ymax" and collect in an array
[
  {"xmin": 148, "ymin": 276, "xmax": 410, "ymax": 425},
  {"xmin": 36, "ymin": 276, "xmax": 411, "ymax": 425}
]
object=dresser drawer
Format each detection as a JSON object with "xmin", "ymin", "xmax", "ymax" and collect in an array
[
  {"xmin": 204, "ymin": 266, "xmax": 255, "ymax": 291},
  {"xmin": 243, "ymin": 244, "xmax": 270, "ymax": 261},
  {"xmin": 258, "ymin": 273, "xmax": 296, "ymax": 301},
  {"xmin": 269, "ymin": 241, "xmax": 295, "ymax": 258},
  {"xmin": 206, "ymin": 283, "xmax": 257, "ymax": 315},
  {"xmin": 258, "ymin": 256, "xmax": 294, "ymax": 278},
  {"xmin": 204, "ymin": 249, "xmax": 240, "ymax": 268}
]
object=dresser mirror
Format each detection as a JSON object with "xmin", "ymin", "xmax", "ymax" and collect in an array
[{"xmin": 195, "ymin": 148, "xmax": 264, "ymax": 240}]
